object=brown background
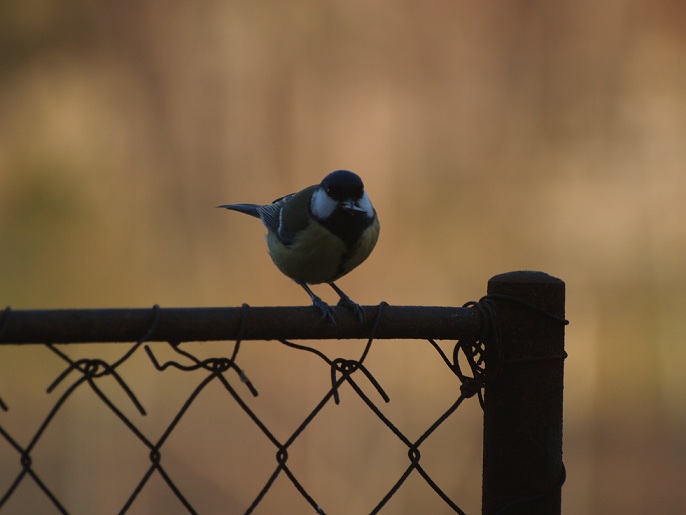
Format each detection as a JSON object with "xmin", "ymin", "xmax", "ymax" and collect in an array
[{"xmin": 1, "ymin": 1, "xmax": 685, "ymax": 513}]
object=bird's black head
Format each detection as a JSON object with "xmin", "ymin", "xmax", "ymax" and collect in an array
[
  {"xmin": 320, "ymin": 170, "xmax": 364, "ymax": 201},
  {"xmin": 311, "ymin": 170, "xmax": 375, "ymax": 246}
]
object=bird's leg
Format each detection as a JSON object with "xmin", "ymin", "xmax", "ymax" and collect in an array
[
  {"xmin": 297, "ymin": 281, "xmax": 336, "ymax": 323},
  {"xmin": 328, "ymin": 282, "xmax": 364, "ymax": 321}
]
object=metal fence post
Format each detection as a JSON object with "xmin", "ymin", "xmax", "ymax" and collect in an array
[{"xmin": 482, "ymin": 271, "xmax": 566, "ymax": 515}]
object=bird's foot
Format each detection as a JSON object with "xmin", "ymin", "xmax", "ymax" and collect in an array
[
  {"xmin": 298, "ymin": 281, "xmax": 337, "ymax": 323},
  {"xmin": 312, "ymin": 296, "xmax": 337, "ymax": 324},
  {"xmin": 337, "ymin": 296, "xmax": 364, "ymax": 321},
  {"xmin": 329, "ymin": 285, "xmax": 364, "ymax": 322}
]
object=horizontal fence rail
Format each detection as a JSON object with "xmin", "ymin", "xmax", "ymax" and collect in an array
[
  {"xmin": 0, "ymin": 271, "xmax": 566, "ymax": 514},
  {"xmin": 0, "ymin": 306, "xmax": 482, "ymax": 344}
]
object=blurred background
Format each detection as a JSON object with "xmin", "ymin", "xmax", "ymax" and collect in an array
[{"xmin": 1, "ymin": 1, "xmax": 685, "ymax": 513}]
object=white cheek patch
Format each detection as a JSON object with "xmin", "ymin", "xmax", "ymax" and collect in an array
[{"xmin": 311, "ymin": 188, "xmax": 338, "ymax": 220}]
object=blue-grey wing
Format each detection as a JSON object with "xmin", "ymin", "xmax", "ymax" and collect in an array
[{"xmin": 257, "ymin": 193, "xmax": 295, "ymax": 240}]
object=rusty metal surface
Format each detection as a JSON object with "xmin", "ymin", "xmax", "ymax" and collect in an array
[
  {"xmin": 482, "ymin": 271, "xmax": 567, "ymax": 515},
  {"xmin": 0, "ymin": 304, "xmax": 482, "ymax": 344}
]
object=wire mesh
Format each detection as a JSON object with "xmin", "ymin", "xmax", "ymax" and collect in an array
[
  {"xmin": 0, "ymin": 302, "xmax": 489, "ymax": 514},
  {"xmin": 0, "ymin": 277, "xmax": 568, "ymax": 514}
]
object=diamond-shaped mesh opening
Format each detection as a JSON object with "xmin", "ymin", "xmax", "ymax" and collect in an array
[{"xmin": 0, "ymin": 290, "xmax": 568, "ymax": 513}]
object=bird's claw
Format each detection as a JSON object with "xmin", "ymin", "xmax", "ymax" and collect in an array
[
  {"xmin": 327, "ymin": 282, "xmax": 364, "ymax": 321},
  {"xmin": 336, "ymin": 296, "xmax": 364, "ymax": 321},
  {"xmin": 312, "ymin": 297, "xmax": 337, "ymax": 324}
]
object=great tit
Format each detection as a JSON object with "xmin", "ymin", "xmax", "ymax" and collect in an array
[{"xmin": 218, "ymin": 170, "xmax": 380, "ymax": 322}]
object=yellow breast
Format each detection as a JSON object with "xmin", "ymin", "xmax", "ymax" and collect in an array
[{"xmin": 266, "ymin": 218, "xmax": 379, "ymax": 284}]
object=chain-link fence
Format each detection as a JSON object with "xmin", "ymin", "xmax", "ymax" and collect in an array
[{"xmin": 0, "ymin": 271, "xmax": 566, "ymax": 514}]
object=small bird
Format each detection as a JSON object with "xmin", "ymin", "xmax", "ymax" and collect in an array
[{"xmin": 218, "ymin": 170, "xmax": 380, "ymax": 322}]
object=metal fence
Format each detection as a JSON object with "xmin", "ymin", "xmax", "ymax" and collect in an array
[{"xmin": 0, "ymin": 271, "xmax": 567, "ymax": 514}]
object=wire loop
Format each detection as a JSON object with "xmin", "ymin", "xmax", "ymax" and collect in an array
[{"xmin": 0, "ymin": 296, "xmax": 567, "ymax": 514}]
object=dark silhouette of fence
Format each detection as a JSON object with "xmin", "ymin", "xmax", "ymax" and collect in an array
[{"xmin": 0, "ymin": 270, "xmax": 566, "ymax": 514}]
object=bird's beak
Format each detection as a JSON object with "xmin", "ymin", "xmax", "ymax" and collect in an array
[{"xmin": 340, "ymin": 200, "xmax": 366, "ymax": 212}]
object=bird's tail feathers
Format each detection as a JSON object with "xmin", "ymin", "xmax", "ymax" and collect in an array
[{"xmin": 217, "ymin": 203, "xmax": 262, "ymax": 218}]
